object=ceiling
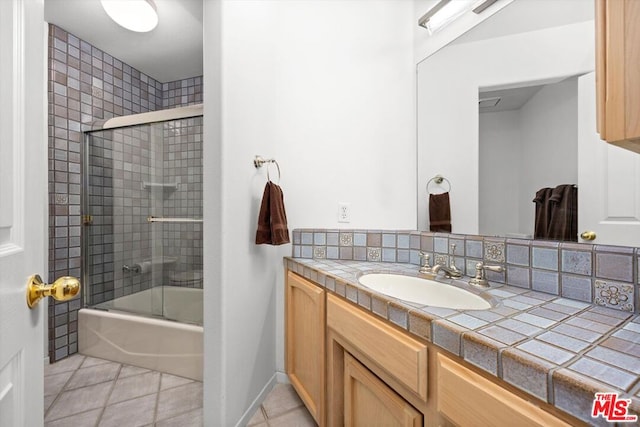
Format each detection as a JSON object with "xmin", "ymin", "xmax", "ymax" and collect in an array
[
  {"xmin": 44, "ymin": 0, "xmax": 203, "ymax": 83},
  {"xmin": 453, "ymin": 0, "xmax": 594, "ymax": 46},
  {"xmin": 479, "ymin": 85, "xmax": 544, "ymax": 113}
]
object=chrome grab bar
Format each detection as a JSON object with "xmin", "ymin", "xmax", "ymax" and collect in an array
[{"xmin": 147, "ymin": 216, "xmax": 203, "ymax": 223}]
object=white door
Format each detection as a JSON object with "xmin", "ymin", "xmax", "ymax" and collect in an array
[
  {"xmin": 0, "ymin": 0, "xmax": 47, "ymax": 426},
  {"xmin": 578, "ymin": 72, "xmax": 640, "ymax": 246}
]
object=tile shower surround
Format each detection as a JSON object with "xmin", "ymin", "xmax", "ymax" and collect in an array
[
  {"xmin": 292, "ymin": 229, "xmax": 640, "ymax": 314},
  {"xmin": 47, "ymin": 24, "xmax": 203, "ymax": 362}
]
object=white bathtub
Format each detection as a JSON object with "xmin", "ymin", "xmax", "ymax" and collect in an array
[
  {"xmin": 93, "ymin": 285, "xmax": 203, "ymax": 325},
  {"xmin": 79, "ymin": 286, "xmax": 203, "ymax": 380}
]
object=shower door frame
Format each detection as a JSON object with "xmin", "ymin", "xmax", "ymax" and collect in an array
[{"xmin": 81, "ymin": 104, "xmax": 204, "ymax": 312}]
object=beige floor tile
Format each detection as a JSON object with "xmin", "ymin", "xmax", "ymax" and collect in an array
[
  {"xmin": 44, "ymin": 395, "xmax": 56, "ymax": 413},
  {"xmin": 45, "ymin": 381, "xmax": 112, "ymax": 421},
  {"xmin": 44, "ymin": 354, "xmax": 85, "ymax": 377},
  {"xmin": 81, "ymin": 355, "xmax": 113, "ymax": 368},
  {"xmin": 267, "ymin": 407, "xmax": 317, "ymax": 427},
  {"xmin": 155, "ymin": 407, "xmax": 203, "ymax": 427},
  {"xmin": 262, "ymin": 384, "xmax": 303, "ymax": 419},
  {"xmin": 98, "ymin": 394, "xmax": 157, "ymax": 427},
  {"xmin": 156, "ymin": 382, "xmax": 203, "ymax": 422},
  {"xmin": 247, "ymin": 406, "xmax": 267, "ymax": 426},
  {"xmin": 160, "ymin": 373, "xmax": 194, "ymax": 390},
  {"xmin": 119, "ymin": 364, "xmax": 151, "ymax": 379},
  {"xmin": 44, "ymin": 408, "xmax": 102, "ymax": 427},
  {"xmin": 44, "ymin": 370, "xmax": 73, "ymax": 397},
  {"xmin": 65, "ymin": 361, "xmax": 120, "ymax": 390},
  {"xmin": 107, "ymin": 371, "xmax": 161, "ymax": 405}
]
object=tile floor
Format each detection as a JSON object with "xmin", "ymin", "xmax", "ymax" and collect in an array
[
  {"xmin": 246, "ymin": 383, "xmax": 316, "ymax": 427},
  {"xmin": 45, "ymin": 354, "xmax": 314, "ymax": 427},
  {"xmin": 44, "ymin": 354, "xmax": 202, "ymax": 426}
]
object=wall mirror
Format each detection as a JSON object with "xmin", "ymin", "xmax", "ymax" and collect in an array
[{"xmin": 416, "ymin": 0, "xmax": 640, "ymax": 247}]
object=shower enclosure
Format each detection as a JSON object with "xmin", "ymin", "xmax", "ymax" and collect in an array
[{"xmin": 82, "ymin": 106, "xmax": 203, "ymax": 325}]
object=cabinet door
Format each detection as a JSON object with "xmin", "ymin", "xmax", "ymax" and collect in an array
[
  {"xmin": 437, "ymin": 354, "xmax": 570, "ymax": 427},
  {"xmin": 286, "ymin": 271, "xmax": 325, "ymax": 425},
  {"xmin": 596, "ymin": 0, "xmax": 640, "ymax": 153},
  {"xmin": 344, "ymin": 352, "xmax": 422, "ymax": 427}
]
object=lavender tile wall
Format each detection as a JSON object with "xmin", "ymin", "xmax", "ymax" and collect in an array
[
  {"xmin": 47, "ymin": 24, "xmax": 203, "ymax": 362},
  {"xmin": 292, "ymin": 229, "xmax": 640, "ymax": 314}
]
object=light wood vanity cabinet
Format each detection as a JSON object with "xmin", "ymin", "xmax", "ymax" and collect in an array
[
  {"xmin": 436, "ymin": 354, "xmax": 571, "ymax": 427},
  {"xmin": 344, "ymin": 352, "xmax": 423, "ymax": 427},
  {"xmin": 285, "ymin": 270, "xmax": 582, "ymax": 426},
  {"xmin": 285, "ymin": 271, "xmax": 325, "ymax": 426},
  {"xmin": 596, "ymin": 0, "xmax": 640, "ymax": 153}
]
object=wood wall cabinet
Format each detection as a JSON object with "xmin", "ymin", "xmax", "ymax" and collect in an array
[
  {"xmin": 285, "ymin": 271, "xmax": 325, "ymax": 426},
  {"xmin": 596, "ymin": 0, "xmax": 640, "ymax": 153}
]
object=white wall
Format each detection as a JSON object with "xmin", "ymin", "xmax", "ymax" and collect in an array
[
  {"xmin": 518, "ymin": 78, "xmax": 578, "ymax": 234},
  {"xmin": 478, "ymin": 78, "xmax": 578, "ymax": 237},
  {"xmin": 479, "ymin": 110, "xmax": 520, "ymax": 236},
  {"xmin": 204, "ymin": 1, "xmax": 416, "ymax": 425},
  {"xmin": 417, "ymin": 21, "xmax": 593, "ymax": 234}
]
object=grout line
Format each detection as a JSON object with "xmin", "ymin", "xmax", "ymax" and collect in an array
[
  {"xmin": 152, "ymin": 372, "xmax": 163, "ymax": 424},
  {"xmin": 43, "ymin": 355, "xmax": 86, "ymax": 420},
  {"xmin": 93, "ymin": 362, "xmax": 123, "ymax": 426}
]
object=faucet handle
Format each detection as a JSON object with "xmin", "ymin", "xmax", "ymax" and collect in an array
[
  {"xmin": 419, "ymin": 252, "xmax": 433, "ymax": 274},
  {"xmin": 469, "ymin": 262, "xmax": 504, "ymax": 288},
  {"xmin": 449, "ymin": 243, "xmax": 461, "ymax": 272}
]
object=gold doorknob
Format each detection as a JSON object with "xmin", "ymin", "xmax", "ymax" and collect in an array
[
  {"xmin": 580, "ymin": 231, "xmax": 597, "ymax": 241},
  {"xmin": 26, "ymin": 275, "xmax": 80, "ymax": 309}
]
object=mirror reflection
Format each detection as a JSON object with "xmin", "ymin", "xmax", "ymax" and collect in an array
[
  {"xmin": 479, "ymin": 79, "xmax": 578, "ymax": 241},
  {"xmin": 416, "ymin": 0, "xmax": 640, "ymax": 247}
]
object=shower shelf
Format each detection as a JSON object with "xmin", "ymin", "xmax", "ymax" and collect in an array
[{"xmin": 142, "ymin": 181, "xmax": 179, "ymax": 191}]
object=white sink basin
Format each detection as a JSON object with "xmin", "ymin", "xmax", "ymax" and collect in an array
[{"xmin": 358, "ymin": 273, "xmax": 491, "ymax": 310}]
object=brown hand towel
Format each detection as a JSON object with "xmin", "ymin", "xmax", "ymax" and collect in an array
[
  {"xmin": 548, "ymin": 184, "xmax": 578, "ymax": 242},
  {"xmin": 256, "ymin": 181, "xmax": 290, "ymax": 245},
  {"xmin": 429, "ymin": 192, "xmax": 452, "ymax": 232},
  {"xmin": 533, "ymin": 187, "xmax": 553, "ymax": 239}
]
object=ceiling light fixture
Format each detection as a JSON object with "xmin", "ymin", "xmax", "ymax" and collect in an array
[
  {"xmin": 418, "ymin": 0, "xmax": 499, "ymax": 34},
  {"xmin": 101, "ymin": 0, "xmax": 158, "ymax": 33}
]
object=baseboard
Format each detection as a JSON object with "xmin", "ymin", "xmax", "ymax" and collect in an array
[
  {"xmin": 234, "ymin": 373, "xmax": 278, "ymax": 427},
  {"xmin": 276, "ymin": 371, "xmax": 290, "ymax": 384},
  {"xmin": 43, "ymin": 356, "xmax": 50, "ymax": 365}
]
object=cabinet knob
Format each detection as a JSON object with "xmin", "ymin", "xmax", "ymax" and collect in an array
[{"xmin": 580, "ymin": 231, "xmax": 597, "ymax": 241}]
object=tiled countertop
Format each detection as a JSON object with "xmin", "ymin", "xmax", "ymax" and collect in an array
[{"xmin": 285, "ymin": 257, "xmax": 640, "ymax": 426}]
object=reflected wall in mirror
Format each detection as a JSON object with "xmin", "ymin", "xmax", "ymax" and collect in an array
[
  {"xmin": 479, "ymin": 78, "xmax": 578, "ymax": 241},
  {"xmin": 417, "ymin": 0, "xmax": 640, "ymax": 247}
]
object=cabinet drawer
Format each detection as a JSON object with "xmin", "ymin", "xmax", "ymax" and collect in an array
[
  {"xmin": 437, "ymin": 353, "xmax": 570, "ymax": 427},
  {"xmin": 327, "ymin": 294, "xmax": 427, "ymax": 400}
]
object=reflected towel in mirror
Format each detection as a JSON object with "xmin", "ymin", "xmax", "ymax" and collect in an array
[{"xmin": 429, "ymin": 192, "xmax": 452, "ymax": 232}]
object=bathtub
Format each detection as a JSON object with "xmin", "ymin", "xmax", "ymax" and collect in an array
[{"xmin": 78, "ymin": 286, "xmax": 203, "ymax": 380}]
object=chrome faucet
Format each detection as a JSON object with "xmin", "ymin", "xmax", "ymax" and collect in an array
[
  {"xmin": 122, "ymin": 264, "xmax": 141, "ymax": 273},
  {"xmin": 432, "ymin": 243, "xmax": 463, "ymax": 278},
  {"xmin": 432, "ymin": 263, "xmax": 463, "ymax": 279},
  {"xmin": 468, "ymin": 262, "xmax": 504, "ymax": 288}
]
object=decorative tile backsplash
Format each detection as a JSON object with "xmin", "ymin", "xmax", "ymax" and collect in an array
[{"xmin": 292, "ymin": 229, "xmax": 640, "ymax": 313}]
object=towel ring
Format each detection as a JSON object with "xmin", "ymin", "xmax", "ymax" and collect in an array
[
  {"xmin": 426, "ymin": 174, "xmax": 451, "ymax": 194},
  {"xmin": 267, "ymin": 160, "xmax": 281, "ymax": 184},
  {"xmin": 254, "ymin": 155, "xmax": 281, "ymax": 184}
]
